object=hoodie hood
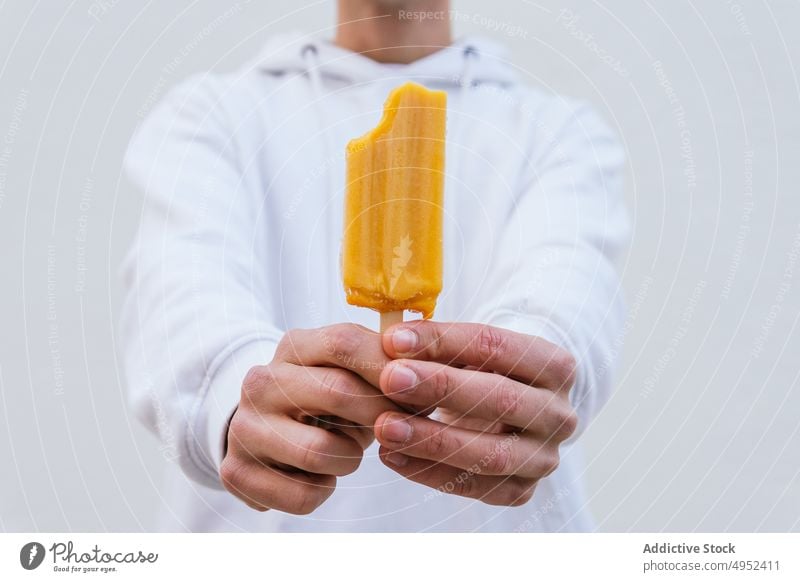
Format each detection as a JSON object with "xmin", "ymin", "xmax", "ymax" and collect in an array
[{"xmin": 250, "ymin": 31, "xmax": 518, "ymax": 88}]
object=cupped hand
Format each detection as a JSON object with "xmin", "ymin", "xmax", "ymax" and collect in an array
[
  {"xmin": 374, "ymin": 321, "xmax": 578, "ymax": 507},
  {"xmin": 221, "ymin": 324, "xmax": 403, "ymax": 514}
]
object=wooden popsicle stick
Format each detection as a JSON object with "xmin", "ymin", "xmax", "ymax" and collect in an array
[{"xmin": 380, "ymin": 310, "xmax": 404, "ymax": 333}]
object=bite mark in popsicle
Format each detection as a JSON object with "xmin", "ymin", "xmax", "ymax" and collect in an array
[{"xmin": 342, "ymin": 82, "xmax": 447, "ymax": 330}]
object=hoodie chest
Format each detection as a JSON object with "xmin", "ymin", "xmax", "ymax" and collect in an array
[
  {"xmin": 259, "ymin": 79, "xmax": 389, "ymax": 223},
  {"xmin": 260, "ymin": 78, "xmax": 529, "ymax": 226},
  {"xmin": 258, "ymin": 77, "xmax": 533, "ymax": 316}
]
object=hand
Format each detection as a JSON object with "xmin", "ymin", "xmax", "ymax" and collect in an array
[
  {"xmin": 221, "ymin": 324, "xmax": 402, "ymax": 514},
  {"xmin": 374, "ymin": 321, "xmax": 578, "ymax": 507}
]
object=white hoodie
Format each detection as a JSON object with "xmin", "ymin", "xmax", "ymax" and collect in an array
[{"xmin": 121, "ymin": 32, "xmax": 629, "ymax": 532}]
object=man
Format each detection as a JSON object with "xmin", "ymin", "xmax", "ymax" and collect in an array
[{"xmin": 121, "ymin": 0, "xmax": 628, "ymax": 532}]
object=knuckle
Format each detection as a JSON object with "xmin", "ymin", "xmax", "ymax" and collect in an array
[
  {"xmin": 426, "ymin": 325, "xmax": 445, "ymax": 358},
  {"xmin": 553, "ymin": 405, "xmax": 579, "ymax": 439},
  {"xmin": 507, "ymin": 482, "xmax": 536, "ymax": 507},
  {"xmin": 288, "ymin": 492, "xmax": 316, "ymax": 516},
  {"xmin": 550, "ymin": 349, "xmax": 577, "ymax": 389},
  {"xmin": 563, "ymin": 408, "xmax": 579, "ymax": 438},
  {"xmin": 543, "ymin": 453, "xmax": 561, "ymax": 477},
  {"xmin": 425, "ymin": 428, "xmax": 450, "ymax": 458},
  {"xmin": 476, "ymin": 326, "xmax": 507, "ymax": 364},
  {"xmin": 225, "ymin": 410, "xmax": 248, "ymax": 449},
  {"xmin": 300, "ymin": 433, "xmax": 333, "ymax": 473},
  {"xmin": 289, "ymin": 485, "xmax": 329, "ymax": 516},
  {"xmin": 429, "ymin": 368, "xmax": 453, "ymax": 404},
  {"xmin": 319, "ymin": 368, "xmax": 356, "ymax": 409},
  {"xmin": 219, "ymin": 457, "xmax": 247, "ymax": 493},
  {"xmin": 277, "ymin": 329, "xmax": 300, "ymax": 357},
  {"xmin": 299, "ymin": 442, "xmax": 324, "ymax": 475},
  {"xmin": 241, "ymin": 365, "xmax": 270, "ymax": 399},
  {"xmin": 485, "ymin": 442, "xmax": 513, "ymax": 475},
  {"xmin": 328, "ymin": 324, "xmax": 362, "ymax": 360},
  {"xmin": 533, "ymin": 451, "xmax": 560, "ymax": 478},
  {"xmin": 491, "ymin": 381, "xmax": 522, "ymax": 422}
]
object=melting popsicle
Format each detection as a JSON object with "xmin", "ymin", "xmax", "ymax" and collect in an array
[{"xmin": 342, "ymin": 82, "xmax": 447, "ymax": 331}]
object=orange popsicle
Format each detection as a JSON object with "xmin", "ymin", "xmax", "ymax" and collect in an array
[{"xmin": 342, "ymin": 82, "xmax": 447, "ymax": 331}]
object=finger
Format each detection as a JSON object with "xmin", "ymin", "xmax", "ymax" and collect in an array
[
  {"xmin": 318, "ymin": 418, "xmax": 375, "ymax": 451},
  {"xmin": 382, "ymin": 321, "xmax": 577, "ymax": 391},
  {"xmin": 374, "ymin": 412, "xmax": 560, "ymax": 479},
  {"xmin": 273, "ymin": 365, "xmax": 405, "ymax": 428},
  {"xmin": 220, "ymin": 457, "xmax": 335, "ymax": 514},
  {"xmin": 380, "ymin": 359, "xmax": 577, "ymax": 436},
  {"xmin": 228, "ymin": 412, "xmax": 364, "ymax": 477},
  {"xmin": 276, "ymin": 325, "xmax": 391, "ymax": 386},
  {"xmin": 378, "ymin": 447, "xmax": 536, "ymax": 507}
]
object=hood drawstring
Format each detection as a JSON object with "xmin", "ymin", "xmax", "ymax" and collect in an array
[
  {"xmin": 302, "ymin": 43, "xmax": 325, "ymax": 101},
  {"xmin": 460, "ymin": 45, "xmax": 478, "ymax": 90}
]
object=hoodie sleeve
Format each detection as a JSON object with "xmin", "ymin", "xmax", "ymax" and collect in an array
[
  {"xmin": 480, "ymin": 100, "xmax": 629, "ymax": 436},
  {"xmin": 119, "ymin": 75, "xmax": 283, "ymax": 489}
]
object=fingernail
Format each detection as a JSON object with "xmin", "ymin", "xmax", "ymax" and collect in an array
[
  {"xmin": 387, "ymin": 364, "xmax": 417, "ymax": 394},
  {"xmin": 384, "ymin": 452, "xmax": 409, "ymax": 467},
  {"xmin": 391, "ymin": 328, "xmax": 418, "ymax": 353},
  {"xmin": 382, "ymin": 414, "xmax": 413, "ymax": 444}
]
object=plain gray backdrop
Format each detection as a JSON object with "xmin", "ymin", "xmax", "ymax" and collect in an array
[{"xmin": 1, "ymin": 0, "xmax": 798, "ymax": 532}]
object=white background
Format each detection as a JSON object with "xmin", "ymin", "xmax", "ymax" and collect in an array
[{"xmin": 0, "ymin": 0, "xmax": 798, "ymax": 531}]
